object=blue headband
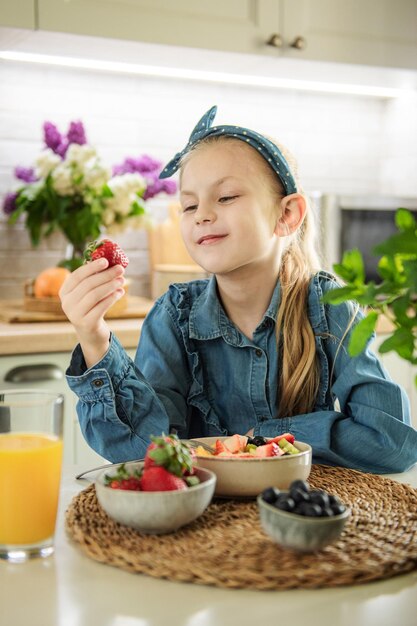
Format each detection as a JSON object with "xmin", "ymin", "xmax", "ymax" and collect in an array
[{"xmin": 159, "ymin": 106, "xmax": 298, "ymax": 195}]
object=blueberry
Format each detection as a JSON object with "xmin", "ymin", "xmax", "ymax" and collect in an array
[
  {"xmin": 251, "ymin": 436, "xmax": 268, "ymax": 447},
  {"xmin": 328, "ymin": 494, "xmax": 341, "ymax": 506},
  {"xmin": 331, "ymin": 504, "xmax": 346, "ymax": 516},
  {"xmin": 275, "ymin": 497, "xmax": 295, "ymax": 512},
  {"xmin": 309, "ymin": 490, "xmax": 330, "ymax": 508},
  {"xmin": 290, "ymin": 487, "xmax": 310, "ymax": 504},
  {"xmin": 320, "ymin": 507, "xmax": 334, "ymax": 517},
  {"xmin": 296, "ymin": 502, "xmax": 322, "ymax": 517},
  {"xmin": 261, "ymin": 486, "xmax": 280, "ymax": 504},
  {"xmin": 290, "ymin": 479, "xmax": 310, "ymax": 492}
]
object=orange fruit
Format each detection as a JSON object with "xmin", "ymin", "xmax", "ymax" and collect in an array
[{"xmin": 34, "ymin": 267, "xmax": 70, "ymax": 298}]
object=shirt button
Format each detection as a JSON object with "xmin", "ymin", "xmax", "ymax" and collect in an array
[
  {"xmin": 92, "ymin": 379, "xmax": 104, "ymax": 388},
  {"xmin": 255, "ymin": 349, "xmax": 263, "ymax": 357}
]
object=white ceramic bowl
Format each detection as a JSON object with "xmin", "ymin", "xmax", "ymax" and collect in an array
[
  {"xmin": 95, "ymin": 461, "xmax": 216, "ymax": 534},
  {"xmin": 257, "ymin": 494, "xmax": 351, "ymax": 552},
  {"xmin": 193, "ymin": 437, "xmax": 312, "ymax": 497}
]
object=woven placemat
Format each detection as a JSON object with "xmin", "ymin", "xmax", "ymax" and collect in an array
[{"xmin": 65, "ymin": 464, "xmax": 417, "ymax": 590}]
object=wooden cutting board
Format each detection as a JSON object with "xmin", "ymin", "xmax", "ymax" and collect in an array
[{"xmin": 0, "ymin": 296, "xmax": 154, "ymax": 323}]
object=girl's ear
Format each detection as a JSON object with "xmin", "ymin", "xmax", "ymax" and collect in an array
[{"xmin": 274, "ymin": 193, "xmax": 307, "ymax": 236}]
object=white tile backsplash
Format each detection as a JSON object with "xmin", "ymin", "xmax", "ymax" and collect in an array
[{"xmin": 0, "ymin": 48, "xmax": 416, "ymax": 299}]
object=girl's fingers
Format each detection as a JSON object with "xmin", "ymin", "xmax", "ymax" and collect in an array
[
  {"xmin": 63, "ymin": 277, "xmax": 124, "ymax": 323},
  {"xmin": 82, "ymin": 289, "xmax": 125, "ymax": 324},
  {"xmin": 59, "ymin": 258, "xmax": 110, "ymax": 297}
]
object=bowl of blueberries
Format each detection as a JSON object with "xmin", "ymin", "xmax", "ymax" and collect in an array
[{"xmin": 257, "ymin": 479, "xmax": 351, "ymax": 552}]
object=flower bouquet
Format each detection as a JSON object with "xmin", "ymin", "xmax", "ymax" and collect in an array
[{"xmin": 3, "ymin": 120, "xmax": 176, "ymax": 270}]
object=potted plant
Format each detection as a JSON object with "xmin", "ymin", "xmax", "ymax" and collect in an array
[
  {"xmin": 2, "ymin": 120, "xmax": 177, "ymax": 270},
  {"xmin": 322, "ymin": 208, "xmax": 417, "ymax": 388}
]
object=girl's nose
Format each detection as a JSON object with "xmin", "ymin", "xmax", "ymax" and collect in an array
[{"xmin": 194, "ymin": 202, "xmax": 216, "ymax": 225}]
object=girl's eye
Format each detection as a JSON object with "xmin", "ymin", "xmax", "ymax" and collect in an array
[
  {"xmin": 182, "ymin": 205, "xmax": 197, "ymax": 213},
  {"xmin": 219, "ymin": 195, "xmax": 238, "ymax": 203}
]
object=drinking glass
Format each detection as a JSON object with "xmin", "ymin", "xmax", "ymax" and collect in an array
[{"xmin": 0, "ymin": 390, "xmax": 64, "ymax": 562}]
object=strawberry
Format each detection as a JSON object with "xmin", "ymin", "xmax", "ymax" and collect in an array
[
  {"xmin": 144, "ymin": 434, "xmax": 195, "ymax": 477},
  {"xmin": 84, "ymin": 238, "xmax": 129, "ymax": 268},
  {"xmin": 268, "ymin": 433, "xmax": 295, "ymax": 445},
  {"xmin": 214, "ymin": 439, "xmax": 227, "ymax": 455},
  {"xmin": 254, "ymin": 442, "xmax": 283, "ymax": 458},
  {"xmin": 223, "ymin": 434, "xmax": 248, "ymax": 454},
  {"xmin": 140, "ymin": 466, "xmax": 187, "ymax": 492}
]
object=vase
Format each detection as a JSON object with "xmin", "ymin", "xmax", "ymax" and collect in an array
[{"xmin": 59, "ymin": 242, "xmax": 86, "ymax": 272}]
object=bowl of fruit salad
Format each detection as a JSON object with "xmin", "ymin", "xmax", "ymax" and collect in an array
[
  {"xmin": 193, "ymin": 434, "xmax": 312, "ymax": 498},
  {"xmin": 95, "ymin": 435, "xmax": 216, "ymax": 534},
  {"xmin": 257, "ymin": 480, "xmax": 351, "ymax": 551}
]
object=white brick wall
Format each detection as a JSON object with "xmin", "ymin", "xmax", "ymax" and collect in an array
[{"xmin": 0, "ymin": 56, "xmax": 414, "ymax": 299}]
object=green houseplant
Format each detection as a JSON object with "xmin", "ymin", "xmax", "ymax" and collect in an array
[{"xmin": 322, "ymin": 208, "xmax": 417, "ymax": 388}]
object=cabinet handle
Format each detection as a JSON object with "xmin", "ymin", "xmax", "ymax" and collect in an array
[
  {"xmin": 266, "ymin": 33, "xmax": 283, "ymax": 48},
  {"xmin": 290, "ymin": 36, "xmax": 306, "ymax": 50},
  {"xmin": 4, "ymin": 364, "xmax": 64, "ymax": 384}
]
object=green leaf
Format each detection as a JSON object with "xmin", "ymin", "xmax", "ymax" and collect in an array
[
  {"xmin": 374, "ymin": 231, "xmax": 417, "ymax": 256},
  {"xmin": 332, "ymin": 249, "xmax": 365, "ymax": 283},
  {"xmin": 378, "ymin": 328, "xmax": 415, "ymax": 360},
  {"xmin": 395, "ymin": 208, "xmax": 416, "ymax": 232},
  {"xmin": 347, "ymin": 312, "xmax": 378, "ymax": 356},
  {"xmin": 321, "ymin": 285, "xmax": 361, "ymax": 305}
]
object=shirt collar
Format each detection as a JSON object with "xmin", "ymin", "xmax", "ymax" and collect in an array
[{"xmin": 188, "ymin": 276, "xmax": 282, "ymax": 343}]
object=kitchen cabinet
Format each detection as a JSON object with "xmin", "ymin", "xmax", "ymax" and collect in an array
[
  {"xmin": 0, "ymin": 0, "xmax": 35, "ymax": 29},
  {"xmin": 3, "ymin": 0, "xmax": 415, "ymax": 70},
  {"xmin": 0, "ymin": 351, "xmax": 125, "ymax": 468},
  {"xmin": 371, "ymin": 335, "xmax": 417, "ymax": 429}
]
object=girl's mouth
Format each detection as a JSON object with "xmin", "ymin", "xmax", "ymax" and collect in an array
[{"xmin": 197, "ymin": 234, "xmax": 227, "ymax": 245}]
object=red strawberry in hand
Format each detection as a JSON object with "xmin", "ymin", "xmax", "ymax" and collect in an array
[
  {"xmin": 140, "ymin": 466, "xmax": 187, "ymax": 492},
  {"xmin": 84, "ymin": 239, "xmax": 129, "ymax": 268}
]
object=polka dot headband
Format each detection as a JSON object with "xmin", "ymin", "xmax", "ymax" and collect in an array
[{"xmin": 159, "ymin": 105, "xmax": 298, "ymax": 195}]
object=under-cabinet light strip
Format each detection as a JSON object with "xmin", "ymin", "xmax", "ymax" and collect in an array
[{"xmin": 0, "ymin": 50, "xmax": 411, "ymax": 99}]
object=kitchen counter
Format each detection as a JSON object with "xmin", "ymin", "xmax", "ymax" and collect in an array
[
  {"xmin": 1, "ymin": 464, "xmax": 416, "ymax": 626},
  {"xmin": 0, "ymin": 311, "xmax": 395, "ymax": 356},
  {"xmin": 0, "ymin": 318, "xmax": 143, "ymax": 355}
]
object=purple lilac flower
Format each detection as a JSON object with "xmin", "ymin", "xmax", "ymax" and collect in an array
[
  {"xmin": 14, "ymin": 166, "xmax": 37, "ymax": 183},
  {"xmin": 66, "ymin": 121, "xmax": 87, "ymax": 146},
  {"xmin": 43, "ymin": 122, "xmax": 62, "ymax": 154},
  {"xmin": 143, "ymin": 177, "xmax": 177, "ymax": 200},
  {"xmin": 113, "ymin": 155, "xmax": 162, "ymax": 176},
  {"xmin": 2, "ymin": 191, "xmax": 18, "ymax": 215}
]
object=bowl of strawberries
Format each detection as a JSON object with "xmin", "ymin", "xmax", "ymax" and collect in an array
[
  {"xmin": 95, "ymin": 434, "xmax": 216, "ymax": 534},
  {"xmin": 193, "ymin": 434, "xmax": 312, "ymax": 498}
]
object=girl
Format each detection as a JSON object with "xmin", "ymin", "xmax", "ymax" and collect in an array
[{"xmin": 61, "ymin": 106, "xmax": 417, "ymax": 473}]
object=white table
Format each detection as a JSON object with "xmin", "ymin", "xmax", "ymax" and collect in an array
[{"xmin": 1, "ymin": 465, "xmax": 417, "ymax": 626}]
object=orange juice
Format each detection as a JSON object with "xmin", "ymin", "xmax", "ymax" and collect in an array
[{"xmin": 0, "ymin": 433, "xmax": 63, "ymax": 545}]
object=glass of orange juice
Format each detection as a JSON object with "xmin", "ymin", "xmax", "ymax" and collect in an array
[{"xmin": 0, "ymin": 390, "xmax": 64, "ymax": 563}]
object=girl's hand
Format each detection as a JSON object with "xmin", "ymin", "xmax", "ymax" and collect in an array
[{"xmin": 59, "ymin": 258, "xmax": 126, "ymax": 367}]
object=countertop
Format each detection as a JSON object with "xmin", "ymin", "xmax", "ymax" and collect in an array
[
  {"xmin": 0, "ymin": 309, "xmax": 395, "ymax": 356},
  {"xmin": 0, "ymin": 318, "xmax": 143, "ymax": 355},
  {"xmin": 1, "ymin": 464, "xmax": 416, "ymax": 626}
]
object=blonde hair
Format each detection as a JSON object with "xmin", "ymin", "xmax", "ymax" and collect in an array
[{"xmin": 180, "ymin": 135, "xmax": 321, "ymax": 418}]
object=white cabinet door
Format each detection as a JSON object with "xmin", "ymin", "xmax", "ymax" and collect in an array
[
  {"xmin": 282, "ymin": 0, "xmax": 417, "ymax": 69},
  {"xmin": 0, "ymin": 352, "xmax": 107, "ymax": 467},
  {"xmin": 0, "ymin": 0, "xmax": 36, "ymax": 28},
  {"xmin": 37, "ymin": 0, "xmax": 280, "ymax": 55},
  {"xmin": 371, "ymin": 335, "xmax": 417, "ymax": 429}
]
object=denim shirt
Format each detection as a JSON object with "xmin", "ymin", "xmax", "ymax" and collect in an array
[{"xmin": 66, "ymin": 272, "xmax": 416, "ymax": 473}]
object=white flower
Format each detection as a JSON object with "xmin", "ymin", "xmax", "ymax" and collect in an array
[
  {"xmin": 65, "ymin": 143, "xmax": 97, "ymax": 166},
  {"xmin": 35, "ymin": 149, "xmax": 61, "ymax": 178},
  {"xmin": 102, "ymin": 207, "xmax": 116, "ymax": 227},
  {"xmin": 51, "ymin": 164, "xmax": 74, "ymax": 196},
  {"xmin": 84, "ymin": 163, "xmax": 111, "ymax": 191},
  {"xmin": 108, "ymin": 173, "xmax": 146, "ymax": 195},
  {"xmin": 104, "ymin": 195, "xmax": 132, "ymax": 217}
]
